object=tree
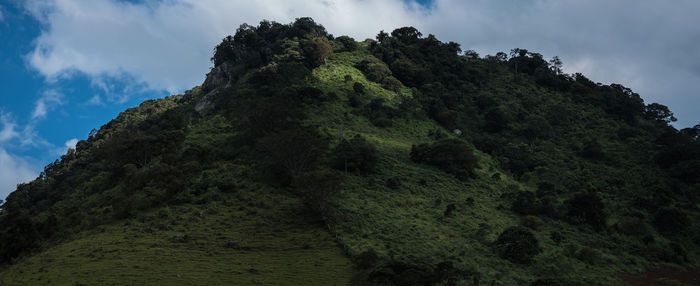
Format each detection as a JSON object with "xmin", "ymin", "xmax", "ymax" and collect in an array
[
  {"xmin": 410, "ymin": 139, "xmax": 479, "ymax": 180},
  {"xmin": 644, "ymin": 103, "xmax": 677, "ymax": 123},
  {"xmin": 391, "ymin": 27, "xmax": 422, "ymax": 42},
  {"xmin": 565, "ymin": 192, "xmax": 607, "ymax": 230},
  {"xmin": 332, "ymin": 135, "xmax": 380, "ymax": 174},
  {"xmin": 353, "ymin": 82, "xmax": 366, "ymax": 94},
  {"xmin": 305, "ymin": 38, "xmax": 333, "ymax": 66},
  {"xmin": 549, "ymin": 56, "xmax": 563, "ymax": 75},
  {"xmin": 494, "ymin": 226, "xmax": 541, "ymax": 264},
  {"xmin": 464, "ymin": 50, "xmax": 479, "ymax": 59},
  {"xmin": 258, "ymin": 128, "xmax": 328, "ymax": 185},
  {"xmin": 335, "ymin": 35, "xmax": 357, "ymax": 52},
  {"xmin": 680, "ymin": 124, "xmax": 700, "ymax": 140}
]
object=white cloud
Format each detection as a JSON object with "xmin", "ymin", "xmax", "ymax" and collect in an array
[
  {"xmin": 32, "ymin": 89, "xmax": 63, "ymax": 120},
  {"xmin": 64, "ymin": 138, "xmax": 78, "ymax": 151},
  {"xmin": 87, "ymin": 94, "xmax": 103, "ymax": 105},
  {"xmin": 0, "ymin": 112, "xmax": 19, "ymax": 142},
  {"xmin": 0, "ymin": 148, "xmax": 38, "ymax": 200},
  {"xmin": 24, "ymin": 0, "xmax": 700, "ymax": 127}
]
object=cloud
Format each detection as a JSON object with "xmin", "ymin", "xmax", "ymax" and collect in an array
[
  {"xmin": 63, "ymin": 138, "xmax": 78, "ymax": 152},
  {"xmin": 0, "ymin": 112, "xmax": 19, "ymax": 142},
  {"xmin": 24, "ymin": 0, "xmax": 700, "ymax": 126},
  {"xmin": 0, "ymin": 148, "xmax": 38, "ymax": 200},
  {"xmin": 87, "ymin": 94, "xmax": 103, "ymax": 105},
  {"xmin": 31, "ymin": 89, "xmax": 63, "ymax": 120},
  {"xmin": 0, "ymin": 6, "xmax": 4, "ymax": 22}
]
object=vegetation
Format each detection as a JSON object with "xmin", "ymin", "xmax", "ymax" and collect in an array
[{"xmin": 1, "ymin": 18, "xmax": 699, "ymax": 285}]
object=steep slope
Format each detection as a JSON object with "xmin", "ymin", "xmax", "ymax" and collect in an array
[{"xmin": 1, "ymin": 18, "xmax": 699, "ymax": 285}]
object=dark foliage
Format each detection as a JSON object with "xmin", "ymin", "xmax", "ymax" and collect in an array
[
  {"xmin": 258, "ymin": 128, "xmax": 329, "ymax": 186},
  {"xmin": 332, "ymin": 135, "xmax": 380, "ymax": 174},
  {"xmin": 335, "ymin": 35, "xmax": 358, "ymax": 52},
  {"xmin": 410, "ymin": 139, "xmax": 478, "ymax": 180},
  {"xmin": 493, "ymin": 226, "xmax": 542, "ymax": 264},
  {"xmin": 512, "ymin": 191, "xmax": 538, "ymax": 215},
  {"xmin": 565, "ymin": 192, "xmax": 607, "ymax": 230},
  {"xmin": 653, "ymin": 207, "xmax": 690, "ymax": 234},
  {"xmin": 353, "ymin": 82, "xmax": 366, "ymax": 94}
]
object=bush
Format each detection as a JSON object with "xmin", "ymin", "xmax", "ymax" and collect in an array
[
  {"xmin": 565, "ymin": 192, "xmax": 607, "ymax": 230},
  {"xmin": 257, "ymin": 128, "xmax": 328, "ymax": 186},
  {"xmin": 512, "ymin": 191, "xmax": 538, "ymax": 215},
  {"xmin": 332, "ymin": 135, "xmax": 380, "ymax": 174},
  {"xmin": 353, "ymin": 82, "xmax": 366, "ymax": 94},
  {"xmin": 616, "ymin": 216, "xmax": 653, "ymax": 237},
  {"xmin": 335, "ymin": 35, "xmax": 358, "ymax": 52},
  {"xmin": 348, "ymin": 93, "xmax": 363, "ymax": 108},
  {"xmin": 386, "ymin": 177, "xmax": 401, "ymax": 189},
  {"xmin": 435, "ymin": 110, "xmax": 462, "ymax": 131},
  {"xmin": 522, "ymin": 215, "xmax": 543, "ymax": 230},
  {"xmin": 295, "ymin": 170, "xmax": 342, "ymax": 218},
  {"xmin": 549, "ymin": 231, "xmax": 564, "ymax": 245},
  {"xmin": 381, "ymin": 76, "xmax": 403, "ymax": 91},
  {"xmin": 359, "ymin": 61, "xmax": 392, "ymax": 83},
  {"xmin": 574, "ymin": 246, "xmax": 601, "ymax": 264},
  {"xmin": 410, "ymin": 139, "xmax": 479, "ymax": 180},
  {"xmin": 355, "ymin": 249, "xmax": 379, "ymax": 269},
  {"xmin": 304, "ymin": 38, "xmax": 333, "ymax": 67},
  {"xmin": 653, "ymin": 207, "xmax": 689, "ymax": 234},
  {"xmin": 494, "ymin": 226, "xmax": 542, "ymax": 264}
]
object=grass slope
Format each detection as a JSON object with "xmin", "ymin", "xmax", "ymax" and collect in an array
[{"xmin": 0, "ymin": 177, "xmax": 354, "ymax": 285}]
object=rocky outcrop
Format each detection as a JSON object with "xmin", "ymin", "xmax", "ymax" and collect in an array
[{"xmin": 201, "ymin": 63, "xmax": 232, "ymax": 94}]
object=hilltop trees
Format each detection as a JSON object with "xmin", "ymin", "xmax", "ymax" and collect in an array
[{"xmin": 644, "ymin": 103, "xmax": 677, "ymax": 123}]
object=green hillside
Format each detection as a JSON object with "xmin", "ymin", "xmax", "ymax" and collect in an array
[{"xmin": 1, "ymin": 18, "xmax": 699, "ymax": 285}]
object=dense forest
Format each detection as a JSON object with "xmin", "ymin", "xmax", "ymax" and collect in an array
[{"xmin": 0, "ymin": 18, "xmax": 698, "ymax": 285}]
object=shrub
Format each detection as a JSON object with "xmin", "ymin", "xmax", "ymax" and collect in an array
[
  {"xmin": 332, "ymin": 135, "xmax": 380, "ymax": 174},
  {"xmin": 386, "ymin": 177, "xmax": 401, "ymax": 189},
  {"xmin": 653, "ymin": 207, "xmax": 689, "ymax": 234},
  {"xmin": 361, "ymin": 62, "xmax": 392, "ymax": 83},
  {"xmin": 443, "ymin": 204, "xmax": 456, "ymax": 217},
  {"xmin": 335, "ymin": 35, "xmax": 358, "ymax": 52},
  {"xmin": 435, "ymin": 110, "xmax": 462, "ymax": 131},
  {"xmin": 512, "ymin": 191, "xmax": 538, "ymax": 215},
  {"xmin": 257, "ymin": 128, "xmax": 328, "ymax": 186},
  {"xmin": 304, "ymin": 38, "xmax": 333, "ymax": 66},
  {"xmin": 410, "ymin": 139, "xmax": 479, "ymax": 180},
  {"xmin": 295, "ymin": 170, "xmax": 342, "ymax": 218},
  {"xmin": 381, "ymin": 76, "xmax": 403, "ymax": 91},
  {"xmin": 549, "ymin": 231, "xmax": 564, "ymax": 245},
  {"xmin": 348, "ymin": 93, "xmax": 363, "ymax": 108},
  {"xmin": 522, "ymin": 215, "xmax": 543, "ymax": 230},
  {"xmin": 494, "ymin": 226, "xmax": 542, "ymax": 264},
  {"xmin": 353, "ymin": 82, "xmax": 366, "ymax": 94},
  {"xmin": 565, "ymin": 192, "xmax": 607, "ymax": 230},
  {"xmin": 355, "ymin": 249, "xmax": 379, "ymax": 269},
  {"xmin": 574, "ymin": 246, "xmax": 601, "ymax": 264},
  {"xmin": 616, "ymin": 217, "xmax": 653, "ymax": 237}
]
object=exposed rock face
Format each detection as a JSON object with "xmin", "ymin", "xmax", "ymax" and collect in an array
[{"xmin": 202, "ymin": 63, "xmax": 232, "ymax": 93}]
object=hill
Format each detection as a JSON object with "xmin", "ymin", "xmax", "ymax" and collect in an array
[{"xmin": 1, "ymin": 18, "xmax": 699, "ymax": 285}]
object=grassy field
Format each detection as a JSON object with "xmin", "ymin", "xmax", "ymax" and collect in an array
[{"xmin": 0, "ymin": 187, "xmax": 355, "ymax": 285}]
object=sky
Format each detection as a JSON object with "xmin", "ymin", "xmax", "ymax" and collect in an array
[{"xmin": 0, "ymin": 0, "xmax": 698, "ymax": 199}]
